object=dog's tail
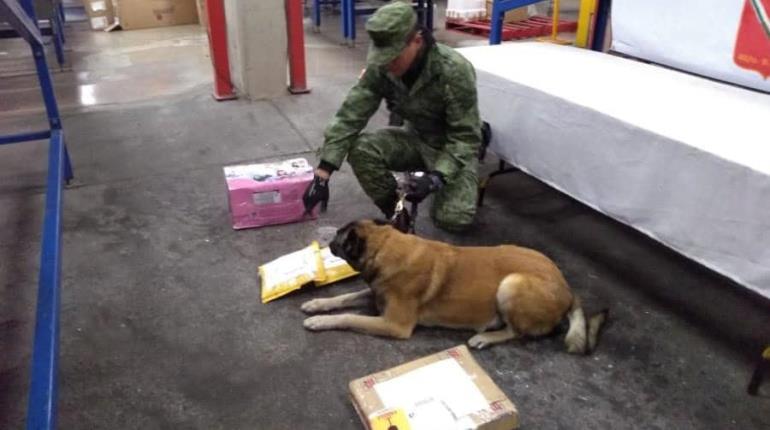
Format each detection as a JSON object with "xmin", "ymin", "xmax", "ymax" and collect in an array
[{"xmin": 564, "ymin": 296, "xmax": 609, "ymax": 354}]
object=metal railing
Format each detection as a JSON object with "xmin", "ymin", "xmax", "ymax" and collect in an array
[{"xmin": 0, "ymin": 0, "xmax": 74, "ymax": 428}]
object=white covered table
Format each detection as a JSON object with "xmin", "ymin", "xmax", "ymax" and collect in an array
[{"xmin": 460, "ymin": 42, "xmax": 770, "ymax": 299}]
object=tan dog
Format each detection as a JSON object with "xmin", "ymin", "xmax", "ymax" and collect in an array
[{"xmin": 302, "ymin": 220, "xmax": 607, "ymax": 353}]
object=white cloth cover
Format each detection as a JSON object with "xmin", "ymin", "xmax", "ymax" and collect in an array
[
  {"xmin": 459, "ymin": 42, "xmax": 770, "ymax": 299},
  {"xmin": 611, "ymin": 0, "xmax": 770, "ymax": 93}
]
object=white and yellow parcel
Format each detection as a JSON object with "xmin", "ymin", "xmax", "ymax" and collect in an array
[{"xmin": 258, "ymin": 241, "xmax": 358, "ymax": 303}]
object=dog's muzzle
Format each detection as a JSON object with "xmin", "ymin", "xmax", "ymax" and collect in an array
[{"xmin": 329, "ymin": 234, "xmax": 345, "ymax": 259}]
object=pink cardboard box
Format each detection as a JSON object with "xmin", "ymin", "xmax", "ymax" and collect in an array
[{"xmin": 224, "ymin": 158, "xmax": 317, "ymax": 230}]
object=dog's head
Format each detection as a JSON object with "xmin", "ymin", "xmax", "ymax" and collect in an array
[{"xmin": 329, "ymin": 219, "xmax": 391, "ymax": 271}]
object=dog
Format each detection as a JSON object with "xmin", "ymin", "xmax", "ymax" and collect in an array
[{"xmin": 302, "ymin": 220, "xmax": 608, "ymax": 353}]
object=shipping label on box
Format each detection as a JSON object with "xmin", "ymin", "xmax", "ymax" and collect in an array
[{"xmin": 350, "ymin": 345, "xmax": 519, "ymax": 430}]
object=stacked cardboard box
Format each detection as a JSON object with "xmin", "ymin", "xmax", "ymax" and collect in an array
[
  {"xmin": 83, "ymin": 0, "xmax": 115, "ymax": 30},
  {"xmin": 84, "ymin": 0, "xmax": 199, "ymax": 31},
  {"xmin": 196, "ymin": 0, "xmax": 208, "ymax": 29},
  {"xmin": 485, "ymin": 1, "xmax": 529, "ymax": 23},
  {"xmin": 118, "ymin": 0, "xmax": 199, "ymax": 30}
]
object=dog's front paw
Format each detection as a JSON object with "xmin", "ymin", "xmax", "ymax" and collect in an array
[
  {"xmin": 301, "ymin": 299, "xmax": 328, "ymax": 314},
  {"xmin": 303, "ymin": 315, "xmax": 338, "ymax": 331},
  {"xmin": 468, "ymin": 334, "xmax": 493, "ymax": 350}
]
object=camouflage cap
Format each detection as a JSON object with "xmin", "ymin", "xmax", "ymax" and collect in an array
[{"xmin": 365, "ymin": 1, "xmax": 418, "ymax": 66}]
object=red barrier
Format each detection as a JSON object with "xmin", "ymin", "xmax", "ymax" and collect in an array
[
  {"xmin": 205, "ymin": 0, "xmax": 237, "ymax": 100},
  {"xmin": 286, "ymin": 0, "xmax": 311, "ymax": 94}
]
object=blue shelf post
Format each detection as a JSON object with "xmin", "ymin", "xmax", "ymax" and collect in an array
[
  {"xmin": 488, "ymin": 0, "xmax": 542, "ymax": 45},
  {"xmin": 0, "ymin": 0, "xmax": 74, "ymax": 428}
]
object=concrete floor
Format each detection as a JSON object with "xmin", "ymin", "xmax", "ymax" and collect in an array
[{"xmin": 1, "ymin": 4, "xmax": 769, "ymax": 430}]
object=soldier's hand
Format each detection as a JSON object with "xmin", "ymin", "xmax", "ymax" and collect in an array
[
  {"xmin": 303, "ymin": 173, "xmax": 330, "ymax": 215},
  {"xmin": 405, "ymin": 172, "xmax": 444, "ymax": 203}
]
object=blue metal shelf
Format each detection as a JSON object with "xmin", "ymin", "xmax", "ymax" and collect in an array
[
  {"xmin": 312, "ymin": 0, "xmax": 434, "ymax": 46},
  {"xmin": 311, "ymin": 0, "xmax": 340, "ymax": 31},
  {"xmin": 487, "ymin": 0, "xmax": 541, "ymax": 44},
  {"xmin": 487, "ymin": 0, "xmax": 609, "ymax": 50},
  {"xmin": 0, "ymin": 0, "xmax": 74, "ymax": 429},
  {"xmin": 0, "ymin": 0, "xmax": 66, "ymax": 66}
]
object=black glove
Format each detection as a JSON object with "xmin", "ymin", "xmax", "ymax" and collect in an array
[
  {"xmin": 405, "ymin": 172, "xmax": 444, "ymax": 203},
  {"xmin": 303, "ymin": 175, "xmax": 329, "ymax": 215}
]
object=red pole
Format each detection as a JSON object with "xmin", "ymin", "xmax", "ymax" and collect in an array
[
  {"xmin": 205, "ymin": 0, "xmax": 237, "ymax": 100},
  {"xmin": 286, "ymin": 0, "xmax": 311, "ymax": 94}
]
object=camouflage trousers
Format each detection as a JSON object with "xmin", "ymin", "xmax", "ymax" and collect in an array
[{"xmin": 347, "ymin": 128, "xmax": 478, "ymax": 232}]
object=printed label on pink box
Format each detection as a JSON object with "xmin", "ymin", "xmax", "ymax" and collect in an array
[{"xmin": 224, "ymin": 158, "xmax": 316, "ymax": 230}]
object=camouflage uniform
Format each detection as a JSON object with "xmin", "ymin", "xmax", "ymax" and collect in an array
[{"xmin": 318, "ymin": 2, "xmax": 481, "ymax": 231}]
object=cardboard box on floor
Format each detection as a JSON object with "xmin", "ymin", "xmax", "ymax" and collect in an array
[
  {"xmin": 83, "ymin": 0, "xmax": 115, "ymax": 30},
  {"xmin": 117, "ymin": 0, "xmax": 199, "ymax": 30},
  {"xmin": 350, "ymin": 345, "xmax": 519, "ymax": 430},
  {"xmin": 196, "ymin": 0, "xmax": 208, "ymax": 29},
  {"xmin": 486, "ymin": 2, "xmax": 529, "ymax": 23}
]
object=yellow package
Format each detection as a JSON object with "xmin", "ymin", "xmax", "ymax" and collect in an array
[
  {"xmin": 259, "ymin": 242, "xmax": 324, "ymax": 303},
  {"xmin": 316, "ymin": 246, "xmax": 359, "ymax": 286},
  {"xmin": 258, "ymin": 242, "xmax": 358, "ymax": 303}
]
